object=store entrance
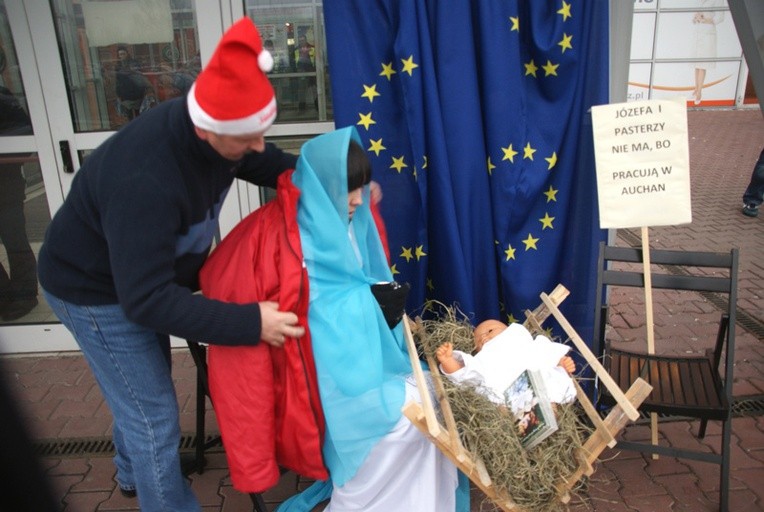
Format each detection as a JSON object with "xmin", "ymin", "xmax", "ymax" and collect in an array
[{"xmin": 0, "ymin": 0, "xmax": 227, "ymax": 353}]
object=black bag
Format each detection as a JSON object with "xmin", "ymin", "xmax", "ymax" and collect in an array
[{"xmin": 370, "ymin": 281, "xmax": 410, "ymax": 329}]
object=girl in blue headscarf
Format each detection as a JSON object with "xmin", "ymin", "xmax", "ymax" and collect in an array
[{"xmin": 280, "ymin": 126, "xmax": 464, "ymax": 511}]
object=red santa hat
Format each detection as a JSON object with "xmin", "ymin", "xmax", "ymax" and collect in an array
[{"xmin": 187, "ymin": 17, "xmax": 276, "ymax": 135}]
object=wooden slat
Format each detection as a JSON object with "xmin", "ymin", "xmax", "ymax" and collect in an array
[
  {"xmin": 402, "ymin": 315, "xmax": 440, "ymax": 437},
  {"xmin": 658, "ymin": 360, "xmax": 672, "ymax": 404},
  {"xmin": 605, "ymin": 348, "xmax": 727, "ymax": 417},
  {"xmin": 541, "ymin": 293, "xmax": 641, "ymax": 421},
  {"xmin": 402, "ymin": 287, "xmax": 653, "ymax": 511},
  {"xmin": 522, "ymin": 284, "xmax": 570, "ymax": 333},
  {"xmin": 567, "ymin": 378, "xmax": 653, "ymax": 484},
  {"xmin": 668, "ymin": 360, "xmax": 683, "ymax": 406},
  {"xmin": 424, "ymin": 351, "xmax": 467, "ymax": 461},
  {"xmin": 402, "ymin": 402, "xmax": 519, "ymax": 511}
]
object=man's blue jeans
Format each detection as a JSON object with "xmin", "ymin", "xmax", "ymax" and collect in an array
[
  {"xmin": 743, "ymin": 148, "xmax": 764, "ymax": 207},
  {"xmin": 43, "ymin": 289, "xmax": 200, "ymax": 512}
]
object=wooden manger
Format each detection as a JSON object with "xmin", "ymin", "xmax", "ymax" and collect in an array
[{"xmin": 401, "ymin": 284, "xmax": 653, "ymax": 511}]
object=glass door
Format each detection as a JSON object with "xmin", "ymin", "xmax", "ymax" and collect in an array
[{"xmin": 0, "ymin": 0, "xmax": 226, "ymax": 353}]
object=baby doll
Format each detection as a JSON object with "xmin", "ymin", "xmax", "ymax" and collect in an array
[{"xmin": 435, "ymin": 320, "xmax": 576, "ymax": 413}]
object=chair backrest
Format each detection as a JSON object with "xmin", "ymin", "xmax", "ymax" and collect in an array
[{"xmin": 593, "ymin": 242, "xmax": 739, "ymax": 398}]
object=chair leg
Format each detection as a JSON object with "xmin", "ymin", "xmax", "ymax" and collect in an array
[
  {"xmin": 194, "ymin": 368, "xmax": 207, "ymax": 474},
  {"xmin": 719, "ymin": 417, "xmax": 731, "ymax": 512},
  {"xmin": 698, "ymin": 418, "xmax": 708, "ymax": 438},
  {"xmin": 250, "ymin": 492, "xmax": 268, "ymax": 512}
]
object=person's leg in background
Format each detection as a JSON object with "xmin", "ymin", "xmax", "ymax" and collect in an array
[
  {"xmin": 0, "ymin": 164, "xmax": 38, "ymax": 321},
  {"xmin": 42, "ymin": 290, "xmax": 201, "ymax": 512},
  {"xmin": 742, "ymin": 148, "xmax": 764, "ymax": 217},
  {"xmin": 693, "ymin": 67, "xmax": 706, "ymax": 105}
]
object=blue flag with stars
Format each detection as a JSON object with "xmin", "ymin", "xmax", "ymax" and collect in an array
[{"xmin": 324, "ymin": 1, "xmax": 609, "ymax": 345}]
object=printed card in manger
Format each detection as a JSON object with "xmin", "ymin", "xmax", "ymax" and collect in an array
[{"xmin": 504, "ymin": 369, "xmax": 558, "ymax": 450}]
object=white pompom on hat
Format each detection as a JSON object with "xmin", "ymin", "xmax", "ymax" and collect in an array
[{"xmin": 187, "ymin": 17, "xmax": 276, "ymax": 135}]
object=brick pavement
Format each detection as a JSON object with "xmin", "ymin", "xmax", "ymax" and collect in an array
[{"xmin": 1, "ymin": 108, "xmax": 762, "ymax": 511}]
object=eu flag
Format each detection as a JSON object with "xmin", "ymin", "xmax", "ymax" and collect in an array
[{"xmin": 325, "ymin": 1, "xmax": 609, "ymax": 346}]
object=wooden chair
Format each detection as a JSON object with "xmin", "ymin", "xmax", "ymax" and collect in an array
[
  {"xmin": 402, "ymin": 285, "xmax": 652, "ymax": 512},
  {"xmin": 185, "ymin": 340, "xmax": 269, "ymax": 512},
  {"xmin": 593, "ymin": 242, "xmax": 739, "ymax": 512}
]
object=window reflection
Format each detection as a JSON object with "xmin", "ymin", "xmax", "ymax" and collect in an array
[
  {"xmin": 0, "ymin": 152, "xmax": 49, "ymax": 324},
  {"xmin": 0, "ymin": 3, "xmax": 45, "ymax": 324},
  {"xmin": 0, "ymin": 1, "xmax": 33, "ymax": 136},
  {"xmin": 49, "ymin": 0, "xmax": 200, "ymax": 132},
  {"xmin": 247, "ymin": 1, "xmax": 331, "ymax": 123}
]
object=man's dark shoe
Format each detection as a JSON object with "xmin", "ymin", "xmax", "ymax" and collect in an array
[
  {"xmin": 119, "ymin": 487, "xmax": 136, "ymax": 498},
  {"xmin": 742, "ymin": 203, "xmax": 759, "ymax": 217},
  {"xmin": 180, "ymin": 451, "xmax": 206, "ymax": 476}
]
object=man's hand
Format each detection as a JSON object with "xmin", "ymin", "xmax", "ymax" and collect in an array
[
  {"xmin": 369, "ymin": 180, "xmax": 383, "ymax": 205},
  {"xmin": 259, "ymin": 301, "xmax": 305, "ymax": 348}
]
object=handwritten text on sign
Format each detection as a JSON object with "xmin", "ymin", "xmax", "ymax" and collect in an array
[{"xmin": 591, "ymin": 98, "xmax": 691, "ymax": 229}]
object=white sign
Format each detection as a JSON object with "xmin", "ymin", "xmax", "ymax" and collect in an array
[
  {"xmin": 83, "ymin": 0, "xmax": 173, "ymax": 47},
  {"xmin": 591, "ymin": 98, "xmax": 691, "ymax": 229}
]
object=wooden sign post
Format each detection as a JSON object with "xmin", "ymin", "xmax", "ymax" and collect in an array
[{"xmin": 591, "ymin": 97, "xmax": 692, "ymax": 456}]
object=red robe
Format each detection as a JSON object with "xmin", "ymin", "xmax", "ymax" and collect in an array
[{"xmin": 199, "ymin": 170, "xmax": 327, "ymax": 492}]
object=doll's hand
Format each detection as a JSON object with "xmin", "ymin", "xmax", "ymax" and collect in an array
[
  {"xmin": 559, "ymin": 355, "xmax": 576, "ymax": 375},
  {"xmin": 436, "ymin": 342, "xmax": 453, "ymax": 363}
]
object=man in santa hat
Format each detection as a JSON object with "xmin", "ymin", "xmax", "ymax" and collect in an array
[{"xmin": 38, "ymin": 18, "xmax": 303, "ymax": 512}]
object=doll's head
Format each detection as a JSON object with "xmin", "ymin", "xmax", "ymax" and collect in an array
[{"xmin": 473, "ymin": 319, "xmax": 508, "ymax": 352}]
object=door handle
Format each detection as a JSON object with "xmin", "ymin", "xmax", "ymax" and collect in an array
[{"xmin": 59, "ymin": 140, "xmax": 74, "ymax": 173}]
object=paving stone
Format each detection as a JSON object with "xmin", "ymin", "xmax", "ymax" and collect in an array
[
  {"xmin": 59, "ymin": 414, "xmax": 113, "ymax": 438},
  {"xmin": 62, "ymin": 490, "xmax": 112, "ymax": 512},
  {"xmin": 619, "ymin": 492, "xmax": 675, "ymax": 511},
  {"xmin": 70, "ymin": 457, "xmax": 118, "ymax": 493},
  {"xmin": 653, "ymin": 472, "xmax": 715, "ymax": 510},
  {"xmin": 46, "ymin": 457, "xmax": 90, "ymax": 476},
  {"xmin": 12, "ymin": 107, "xmax": 764, "ymax": 512}
]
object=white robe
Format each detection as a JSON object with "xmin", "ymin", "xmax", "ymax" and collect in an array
[{"xmin": 325, "ymin": 375, "xmax": 458, "ymax": 512}]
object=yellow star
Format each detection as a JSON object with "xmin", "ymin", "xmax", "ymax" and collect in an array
[
  {"xmin": 507, "ymin": 313, "xmax": 518, "ymax": 324},
  {"xmin": 400, "ymin": 246, "xmax": 414, "ymax": 263},
  {"xmin": 380, "ymin": 62, "xmax": 396, "ymax": 80},
  {"xmin": 401, "ymin": 55, "xmax": 419, "ymax": 76},
  {"xmin": 361, "ymin": 84, "xmax": 381, "ymax": 103},
  {"xmin": 509, "ymin": 16, "xmax": 519, "ymax": 32},
  {"xmin": 542, "ymin": 60, "xmax": 559, "ymax": 76},
  {"xmin": 357, "ymin": 112, "xmax": 375, "ymax": 130},
  {"xmin": 422, "ymin": 155, "xmax": 428, "ymax": 169},
  {"xmin": 368, "ymin": 138, "xmax": 386, "ymax": 156},
  {"xmin": 415, "ymin": 245, "xmax": 427, "ymax": 260},
  {"xmin": 524, "ymin": 59, "xmax": 538, "ymax": 77},
  {"xmin": 558, "ymin": 33, "xmax": 573, "ymax": 53},
  {"xmin": 487, "ymin": 157, "xmax": 496, "ymax": 175},
  {"xmin": 539, "ymin": 213, "xmax": 555, "ymax": 230},
  {"xmin": 558, "ymin": 1, "xmax": 572, "ymax": 21},
  {"xmin": 545, "ymin": 152, "xmax": 557, "ymax": 170},
  {"xmin": 523, "ymin": 142, "xmax": 536, "ymax": 160},
  {"xmin": 426, "ymin": 278, "xmax": 434, "ymax": 291},
  {"xmin": 522, "ymin": 233, "xmax": 539, "ymax": 251},
  {"xmin": 390, "ymin": 263, "xmax": 399, "ymax": 275},
  {"xmin": 413, "ymin": 166, "xmax": 418, "ymax": 181},
  {"xmin": 502, "ymin": 143, "xmax": 518, "ymax": 163},
  {"xmin": 390, "ymin": 156, "xmax": 408, "ymax": 173},
  {"xmin": 544, "ymin": 185, "xmax": 558, "ymax": 202},
  {"xmin": 504, "ymin": 244, "xmax": 516, "ymax": 261}
]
